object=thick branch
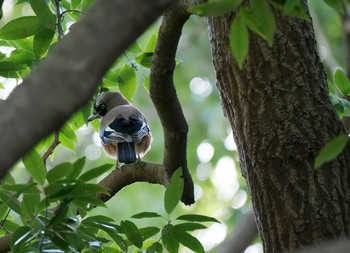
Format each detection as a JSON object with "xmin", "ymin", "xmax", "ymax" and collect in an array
[
  {"xmin": 150, "ymin": 1, "xmax": 195, "ymax": 205},
  {"xmin": 98, "ymin": 161, "xmax": 169, "ymax": 202},
  {"xmin": 0, "ymin": 0, "xmax": 175, "ymax": 176}
]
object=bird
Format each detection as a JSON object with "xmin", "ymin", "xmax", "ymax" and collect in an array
[{"xmin": 88, "ymin": 91, "xmax": 152, "ymax": 166}]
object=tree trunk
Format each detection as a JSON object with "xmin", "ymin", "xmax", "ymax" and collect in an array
[{"xmin": 207, "ymin": 4, "xmax": 350, "ymax": 253}]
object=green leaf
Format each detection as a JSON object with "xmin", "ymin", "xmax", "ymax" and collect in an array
[
  {"xmin": 139, "ymin": 227, "xmax": 161, "ymax": 240},
  {"xmin": 172, "ymin": 230, "xmax": 205, "ymax": 253},
  {"xmin": 118, "ymin": 64, "xmax": 137, "ymax": 101},
  {"xmin": 71, "ymin": 0, "xmax": 81, "ymax": 9},
  {"xmin": 164, "ymin": 168, "xmax": 184, "ymax": 214},
  {"xmin": 29, "ymin": 0, "xmax": 56, "ymax": 28},
  {"xmin": 60, "ymin": 132, "xmax": 75, "ymax": 151},
  {"xmin": 135, "ymin": 52, "xmax": 153, "ymax": 68},
  {"xmin": 67, "ymin": 157, "xmax": 86, "ymax": 179},
  {"xmin": 323, "ymin": 0, "xmax": 344, "ymax": 14},
  {"xmin": 314, "ymin": 134, "xmax": 349, "ymax": 169},
  {"xmin": 143, "ymin": 75, "xmax": 150, "ymax": 91},
  {"xmin": 47, "ymin": 162, "xmax": 74, "ymax": 183},
  {"xmin": 144, "ymin": 32, "xmax": 158, "ymax": 52},
  {"xmin": 162, "ymin": 224, "xmax": 179, "ymax": 253},
  {"xmin": 0, "ymin": 191, "xmax": 22, "ymax": 215},
  {"xmin": 0, "ymin": 16, "xmax": 44, "ymax": 40},
  {"xmin": 188, "ymin": 0, "xmax": 243, "ymax": 16},
  {"xmin": 241, "ymin": 0, "xmax": 276, "ymax": 46},
  {"xmin": 22, "ymin": 192, "xmax": 41, "ymax": 217},
  {"xmin": 172, "ymin": 222, "xmax": 207, "ymax": 231},
  {"xmin": 22, "ymin": 149, "xmax": 46, "ymax": 185},
  {"xmin": 334, "ymin": 68, "xmax": 350, "ymax": 96},
  {"xmin": 71, "ymin": 183, "xmax": 109, "ymax": 197},
  {"xmin": 11, "ymin": 226, "xmax": 35, "ymax": 250},
  {"xmin": 230, "ymin": 16, "xmax": 249, "ymax": 69},
  {"xmin": 269, "ymin": 0, "xmax": 310, "ymax": 20},
  {"xmin": 78, "ymin": 163, "xmax": 113, "ymax": 182},
  {"xmin": 33, "ymin": 28, "xmax": 55, "ymax": 58},
  {"xmin": 131, "ymin": 212, "xmax": 162, "ymax": 219},
  {"xmin": 0, "ymin": 61, "xmax": 25, "ymax": 72},
  {"xmin": 127, "ymin": 42, "xmax": 142, "ymax": 53},
  {"xmin": 147, "ymin": 242, "xmax": 163, "ymax": 253},
  {"xmin": 120, "ymin": 220, "xmax": 143, "ymax": 249},
  {"xmin": 176, "ymin": 214, "xmax": 220, "ymax": 223}
]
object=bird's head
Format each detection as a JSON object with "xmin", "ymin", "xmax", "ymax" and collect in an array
[{"xmin": 88, "ymin": 91, "xmax": 129, "ymax": 122}]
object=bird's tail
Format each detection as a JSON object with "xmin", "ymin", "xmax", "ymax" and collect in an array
[{"xmin": 118, "ymin": 142, "xmax": 136, "ymax": 164}]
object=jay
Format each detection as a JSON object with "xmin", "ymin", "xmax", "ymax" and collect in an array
[{"xmin": 88, "ymin": 92, "xmax": 152, "ymax": 165}]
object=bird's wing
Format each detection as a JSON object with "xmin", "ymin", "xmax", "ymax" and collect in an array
[{"xmin": 99, "ymin": 105, "xmax": 150, "ymax": 145}]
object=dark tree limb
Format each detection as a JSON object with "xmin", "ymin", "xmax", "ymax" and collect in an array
[
  {"xmin": 150, "ymin": 1, "xmax": 195, "ymax": 205},
  {"xmin": 98, "ymin": 161, "xmax": 169, "ymax": 202},
  {"xmin": 0, "ymin": 0, "xmax": 175, "ymax": 177}
]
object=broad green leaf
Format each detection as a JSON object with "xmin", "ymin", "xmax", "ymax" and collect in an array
[
  {"xmin": 0, "ymin": 191, "xmax": 22, "ymax": 215},
  {"xmin": 164, "ymin": 168, "xmax": 184, "ymax": 214},
  {"xmin": 61, "ymin": 123, "xmax": 78, "ymax": 143},
  {"xmin": 0, "ymin": 16, "xmax": 44, "ymax": 40},
  {"xmin": 22, "ymin": 192, "xmax": 41, "ymax": 217},
  {"xmin": 108, "ymin": 232, "xmax": 128, "ymax": 252},
  {"xmin": 241, "ymin": 0, "xmax": 276, "ymax": 46},
  {"xmin": 314, "ymin": 134, "xmax": 349, "ymax": 169},
  {"xmin": 0, "ymin": 61, "xmax": 25, "ymax": 72},
  {"xmin": 188, "ymin": 0, "xmax": 243, "ymax": 16},
  {"xmin": 176, "ymin": 214, "xmax": 220, "ymax": 223},
  {"xmin": 60, "ymin": 132, "xmax": 75, "ymax": 151},
  {"xmin": 33, "ymin": 28, "xmax": 55, "ymax": 58},
  {"xmin": 144, "ymin": 32, "xmax": 158, "ymax": 52},
  {"xmin": 139, "ymin": 227, "xmax": 161, "ymax": 240},
  {"xmin": 6, "ymin": 49, "xmax": 35, "ymax": 64},
  {"xmin": 67, "ymin": 157, "xmax": 86, "ymax": 179},
  {"xmin": 117, "ymin": 64, "xmax": 137, "ymax": 101},
  {"xmin": 230, "ymin": 16, "xmax": 249, "ymax": 69},
  {"xmin": 173, "ymin": 222, "xmax": 207, "ymax": 231},
  {"xmin": 323, "ymin": 0, "xmax": 344, "ymax": 14},
  {"xmin": 144, "ymin": 75, "xmax": 150, "ymax": 91},
  {"xmin": 83, "ymin": 215, "xmax": 116, "ymax": 224},
  {"xmin": 0, "ymin": 183, "xmax": 39, "ymax": 194},
  {"xmin": 78, "ymin": 163, "xmax": 113, "ymax": 182},
  {"xmin": 131, "ymin": 212, "xmax": 162, "ymax": 219},
  {"xmin": 11, "ymin": 226, "xmax": 35, "ymax": 249},
  {"xmin": 269, "ymin": 0, "xmax": 310, "ymax": 20},
  {"xmin": 334, "ymin": 68, "xmax": 350, "ymax": 96},
  {"xmin": 47, "ymin": 162, "xmax": 74, "ymax": 183},
  {"xmin": 120, "ymin": 220, "xmax": 143, "ymax": 249},
  {"xmin": 2, "ymin": 219, "xmax": 20, "ymax": 233},
  {"xmin": 127, "ymin": 42, "xmax": 142, "ymax": 53},
  {"xmin": 135, "ymin": 52, "xmax": 153, "ymax": 68},
  {"xmin": 71, "ymin": 0, "xmax": 81, "ymax": 9},
  {"xmin": 162, "ymin": 224, "xmax": 179, "ymax": 253},
  {"xmin": 22, "ymin": 149, "xmax": 46, "ymax": 185},
  {"xmin": 147, "ymin": 242, "xmax": 163, "ymax": 253},
  {"xmin": 173, "ymin": 230, "xmax": 205, "ymax": 253},
  {"xmin": 29, "ymin": 0, "xmax": 56, "ymax": 28},
  {"xmin": 71, "ymin": 183, "xmax": 109, "ymax": 197}
]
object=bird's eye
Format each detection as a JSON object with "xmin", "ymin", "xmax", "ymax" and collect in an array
[{"xmin": 100, "ymin": 104, "xmax": 106, "ymax": 110}]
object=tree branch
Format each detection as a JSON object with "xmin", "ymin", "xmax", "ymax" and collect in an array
[
  {"xmin": 150, "ymin": 1, "xmax": 195, "ymax": 205},
  {"xmin": 98, "ymin": 161, "xmax": 169, "ymax": 202},
  {"xmin": 0, "ymin": 0, "xmax": 175, "ymax": 177}
]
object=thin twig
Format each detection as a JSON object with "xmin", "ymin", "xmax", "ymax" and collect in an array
[{"xmin": 42, "ymin": 131, "xmax": 60, "ymax": 163}]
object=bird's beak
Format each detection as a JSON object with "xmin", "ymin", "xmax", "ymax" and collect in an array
[{"xmin": 88, "ymin": 113, "xmax": 100, "ymax": 122}]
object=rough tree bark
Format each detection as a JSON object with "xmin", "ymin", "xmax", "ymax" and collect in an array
[{"xmin": 208, "ymin": 3, "xmax": 350, "ymax": 253}]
